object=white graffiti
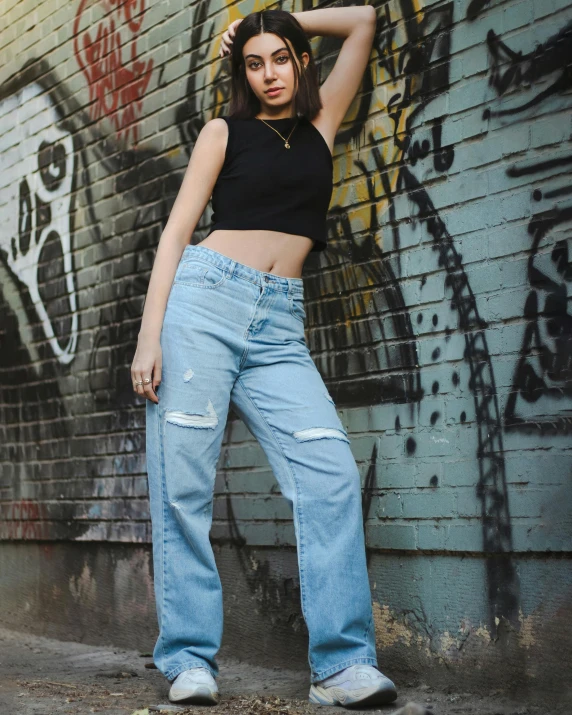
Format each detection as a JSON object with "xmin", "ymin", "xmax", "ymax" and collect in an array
[{"xmin": 0, "ymin": 81, "xmax": 78, "ymax": 364}]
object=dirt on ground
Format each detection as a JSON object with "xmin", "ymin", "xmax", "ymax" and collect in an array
[{"xmin": 0, "ymin": 626, "xmax": 556, "ymax": 715}]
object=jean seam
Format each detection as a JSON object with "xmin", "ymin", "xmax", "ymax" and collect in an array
[
  {"xmin": 312, "ymin": 657, "xmax": 378, "ymax": 683},
  {"xmin": 363, "ymin": 608, "xmax": 373, "ymax": 643},
  {"xmin": 174, "ymin": 276, "xmax": 229, "ymax": 289},
  {"xmin": 287, "ymin": 293, "xmax": 305, "ymax": 323},
  {"xmin": 234, "ymin": 377, "xmax": 313, "ymax": 668},
  {"xmin": 166, "ymin": 660, "xmax": 217, "ymax": 682},
  {"xmin": 158, "ymin": 406, "xmax": 168, "ymax": 665},
  {"xmin": 239, "ymin": 286, "xmax": 266, "ymax": 370}
]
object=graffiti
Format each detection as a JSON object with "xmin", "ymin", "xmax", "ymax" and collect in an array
[
  {"xmin": 355, "ymin": 0, "xmax": 516, "ymax": 605},
  {"xmin": 83, "ymin": 111, "xmax": 183, "ymax": 405},
  {"xmin": 176, "ymin": 0, "xmax": 231, "ymax": 156},
  {"xmin": 73, "ymin": 0, "xmax": 153, "ymax": 146},
  {"xmin": 0, "ymin": 57, "xmax": 172, "ymax": 540},
  {"xmin": 366, "ymin": 0, "xmax": 518, "ymax": 627},
  {"xmin": 483, "ymin": 20, "xmax": 572, "ymax": 432},
  {"xmin": 0, "ymin": 499, "xmax": 50, "ymax": 540},
  {"xmin": 466, "ymin": 0, "xmax": 495, "ymax": 20},
  {"xmin": 87, "ymin": 201, "xmax": 173, "ymax": 407},
  {"xmin": 485, "ymin": 22, "xmax": 572, "ymax": 118},
  {"xmin": 0, "ymin": 71, "xmax": 79, "ymax": 365},
  {"xmin": 400, "ymin": 166, "xmax": 519, "ymax": 624},
  {"xmin": 505, "ymin": 206, "xmax": 572, "ymax": 434}
]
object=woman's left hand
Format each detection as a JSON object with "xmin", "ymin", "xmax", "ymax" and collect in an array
[{"xmin": 219, "ymin": 19, "xmax": 242, "ymax": 57}]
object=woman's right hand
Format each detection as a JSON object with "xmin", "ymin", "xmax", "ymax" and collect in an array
[
  {"xmin": 131, "ymin": 337, "xmax": 162, "ymax": 404},
  {"xmin": 219, "ymin": 18, "xmax": 242, "ymax": 57}
]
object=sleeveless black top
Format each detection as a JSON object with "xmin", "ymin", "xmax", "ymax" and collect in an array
[{"xmin": 207, "ymin": 115, "xmax": 333, "ymax": 252}]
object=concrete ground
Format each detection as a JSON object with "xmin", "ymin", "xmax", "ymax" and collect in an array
[{"xmin": 0, "ymin": 626, "xmax": 556, "ymax": 715}]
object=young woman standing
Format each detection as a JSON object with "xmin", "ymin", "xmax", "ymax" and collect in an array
[{"xmin": 131, "ymin": 7, "xmax": 398, "ymax": 709}]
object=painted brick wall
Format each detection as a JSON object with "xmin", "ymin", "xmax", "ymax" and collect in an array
[{"xmin": 0, "ymin": 0, "xmax": 571, "ymax": 691}]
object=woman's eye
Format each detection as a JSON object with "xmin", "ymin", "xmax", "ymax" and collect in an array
[{"xmin": 248, "ymin": 56, "xmax": 288, "ymax": 69}]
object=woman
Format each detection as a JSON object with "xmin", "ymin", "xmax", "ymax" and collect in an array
[{"xmin": 132, "ymin": 6, "xmax": 398, "ymax": 709}]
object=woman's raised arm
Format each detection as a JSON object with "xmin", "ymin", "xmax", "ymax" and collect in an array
[{"xmin": 292, "ymin": 6, "xmax": 376, "ymax": 135}]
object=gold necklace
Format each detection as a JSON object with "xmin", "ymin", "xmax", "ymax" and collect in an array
[{"xmin": 256, "ymin": 117, "xmax": 298, "ymax": 148}]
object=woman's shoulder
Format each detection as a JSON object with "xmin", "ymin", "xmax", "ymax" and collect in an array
[
  {"xmin": 212, "ymin": 114, "xmax": 241, "ymax": 123},
  {"xmin": 207, "ymin": 116, "xmax": 231, "ymax": 127},
  {"xmin": 197, "ymin": 118, "xmax": 230, "ymax": 154}
]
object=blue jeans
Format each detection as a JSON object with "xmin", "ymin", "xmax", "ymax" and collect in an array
[{"xmin": 146, "ymin": 243, "xmax": 378, "ymax": 684}]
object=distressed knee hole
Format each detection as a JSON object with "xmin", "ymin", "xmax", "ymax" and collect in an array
[
  {"xmin": 165, "ymin": 398, "xmax": 218, "ymax": 429},
  {"xmin": 292, "ymin": 427, "xmax": 350, "ymax": 444}
]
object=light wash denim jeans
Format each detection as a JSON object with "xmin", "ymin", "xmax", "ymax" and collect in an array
[{"xmin": 146, "ymin": 243, "xmax": 378, "ymax": 684}]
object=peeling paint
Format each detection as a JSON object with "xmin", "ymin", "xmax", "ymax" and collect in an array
[
  {"xmin": 473, "ymin": 625, "xmax": 492, "ymax": 641},
  {"xmin": 518, "ymin": 609, "xmax": 537, "ymax": 649},
  {"xmin": 372, "ymin": 602, "xmax": 505, "ymax": 663},
  {"xmin": 372, "ymin": 601, "xmax": 415, "ymax": 649},
  {"xmin": 440, "ymin": 630, "xmax": 458, "ymax": 653}
]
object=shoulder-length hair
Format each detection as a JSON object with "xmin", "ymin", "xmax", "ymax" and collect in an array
[{"xmin": 226, "ymin": 10, "xmax": 323, "ymax": 121}]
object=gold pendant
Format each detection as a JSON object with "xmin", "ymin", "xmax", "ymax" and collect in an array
[{"xmin": 285, "ymin": 142, "xmax": 290, "ymax": 148}]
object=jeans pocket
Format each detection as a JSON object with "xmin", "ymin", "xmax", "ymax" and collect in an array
[
  {"xmin": 289, "ymin": 293, "xmax": 306, "ymax": 323},
  {"xmin": 175, "ymin": 260, "xmax": 228, "ymax": 288}
]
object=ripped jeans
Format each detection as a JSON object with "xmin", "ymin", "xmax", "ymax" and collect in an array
[{"xmin": 145, "ymin": 243, "xmax": 378, "ymax": 684}]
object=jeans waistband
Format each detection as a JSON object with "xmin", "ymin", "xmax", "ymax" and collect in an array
[{"xmin": 183, "ymin": 244, "xmax": 304, "ymax": 295}]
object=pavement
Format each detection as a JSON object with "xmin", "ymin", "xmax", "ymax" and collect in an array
[{"xmin": 0, "ymin": 626, "xmax": 552, "ymax": 715}]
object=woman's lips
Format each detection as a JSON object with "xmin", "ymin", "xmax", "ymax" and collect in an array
[{"xmin": 266, "ymin": 88, "xmax": 283, "ymax": 96}]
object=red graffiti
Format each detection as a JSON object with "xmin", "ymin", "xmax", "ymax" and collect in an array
[
  {"xmin": 73, "ymin": 0, "xmax": 153, "ymax": 146},
  {"xmin": 2, "ymin": 499, "xmax": 50, "ymax": 540}
]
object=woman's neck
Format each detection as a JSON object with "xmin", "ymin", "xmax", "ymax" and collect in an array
[{"xmin": 256, "ymin": 117, "xmax": 294, "ymax": 121}]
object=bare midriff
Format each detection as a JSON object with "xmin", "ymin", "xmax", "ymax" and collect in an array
[{"xmin": 199, "ymin": 229, "xmax": 315, "ymax": 279}]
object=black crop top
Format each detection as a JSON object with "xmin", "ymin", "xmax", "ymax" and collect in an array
[{"xmin": 207, "ymin": 115, "xmax": 333, "ymax": 252}]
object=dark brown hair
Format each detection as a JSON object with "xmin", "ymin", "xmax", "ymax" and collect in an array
[{"xmin": 225, "ymin": 10, "xmax": 322, "ymax": 121}]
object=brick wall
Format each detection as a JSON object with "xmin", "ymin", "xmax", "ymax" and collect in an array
[{"xmin": 0, "ymin": 0, "xmax": 571, "ymax": 695}]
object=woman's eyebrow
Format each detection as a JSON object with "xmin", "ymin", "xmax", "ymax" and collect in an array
[{"xmin": 245, "ymin": 47, "xmax": 288, "ymax": 60}]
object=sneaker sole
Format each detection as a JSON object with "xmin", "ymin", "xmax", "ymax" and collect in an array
[
  {"xmin": 169, "ymin": 685, "xmax": 220, "ymax": 705},
  {"xmin": 309, "ymin": 682, "xmax": 397, "ymax": 708}
]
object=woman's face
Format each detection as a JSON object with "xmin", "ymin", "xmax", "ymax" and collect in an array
[{"xmin": 242, "ymin": 32, "xmax": 308, "ymax": 114}]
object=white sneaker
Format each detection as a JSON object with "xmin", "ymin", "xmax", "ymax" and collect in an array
[
  {"xmin": 168, "ymin": 666, "xmax": 220, "ymax": 705},
  {"xmin": 309, "ymin": 664, "xmax": 397, "ymax": 708}
]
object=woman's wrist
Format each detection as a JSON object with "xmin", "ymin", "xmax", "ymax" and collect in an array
[
  {"xmin": 291, "ymin": 11, "xmax": 314, "ymax": 38},
  {"xmin": 138, "ymin": 328, "xmax": 162, "ymax": 344},
  {"xmin": 291, "ymin": 6, "xmax": 375, "ymax": 40}
]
